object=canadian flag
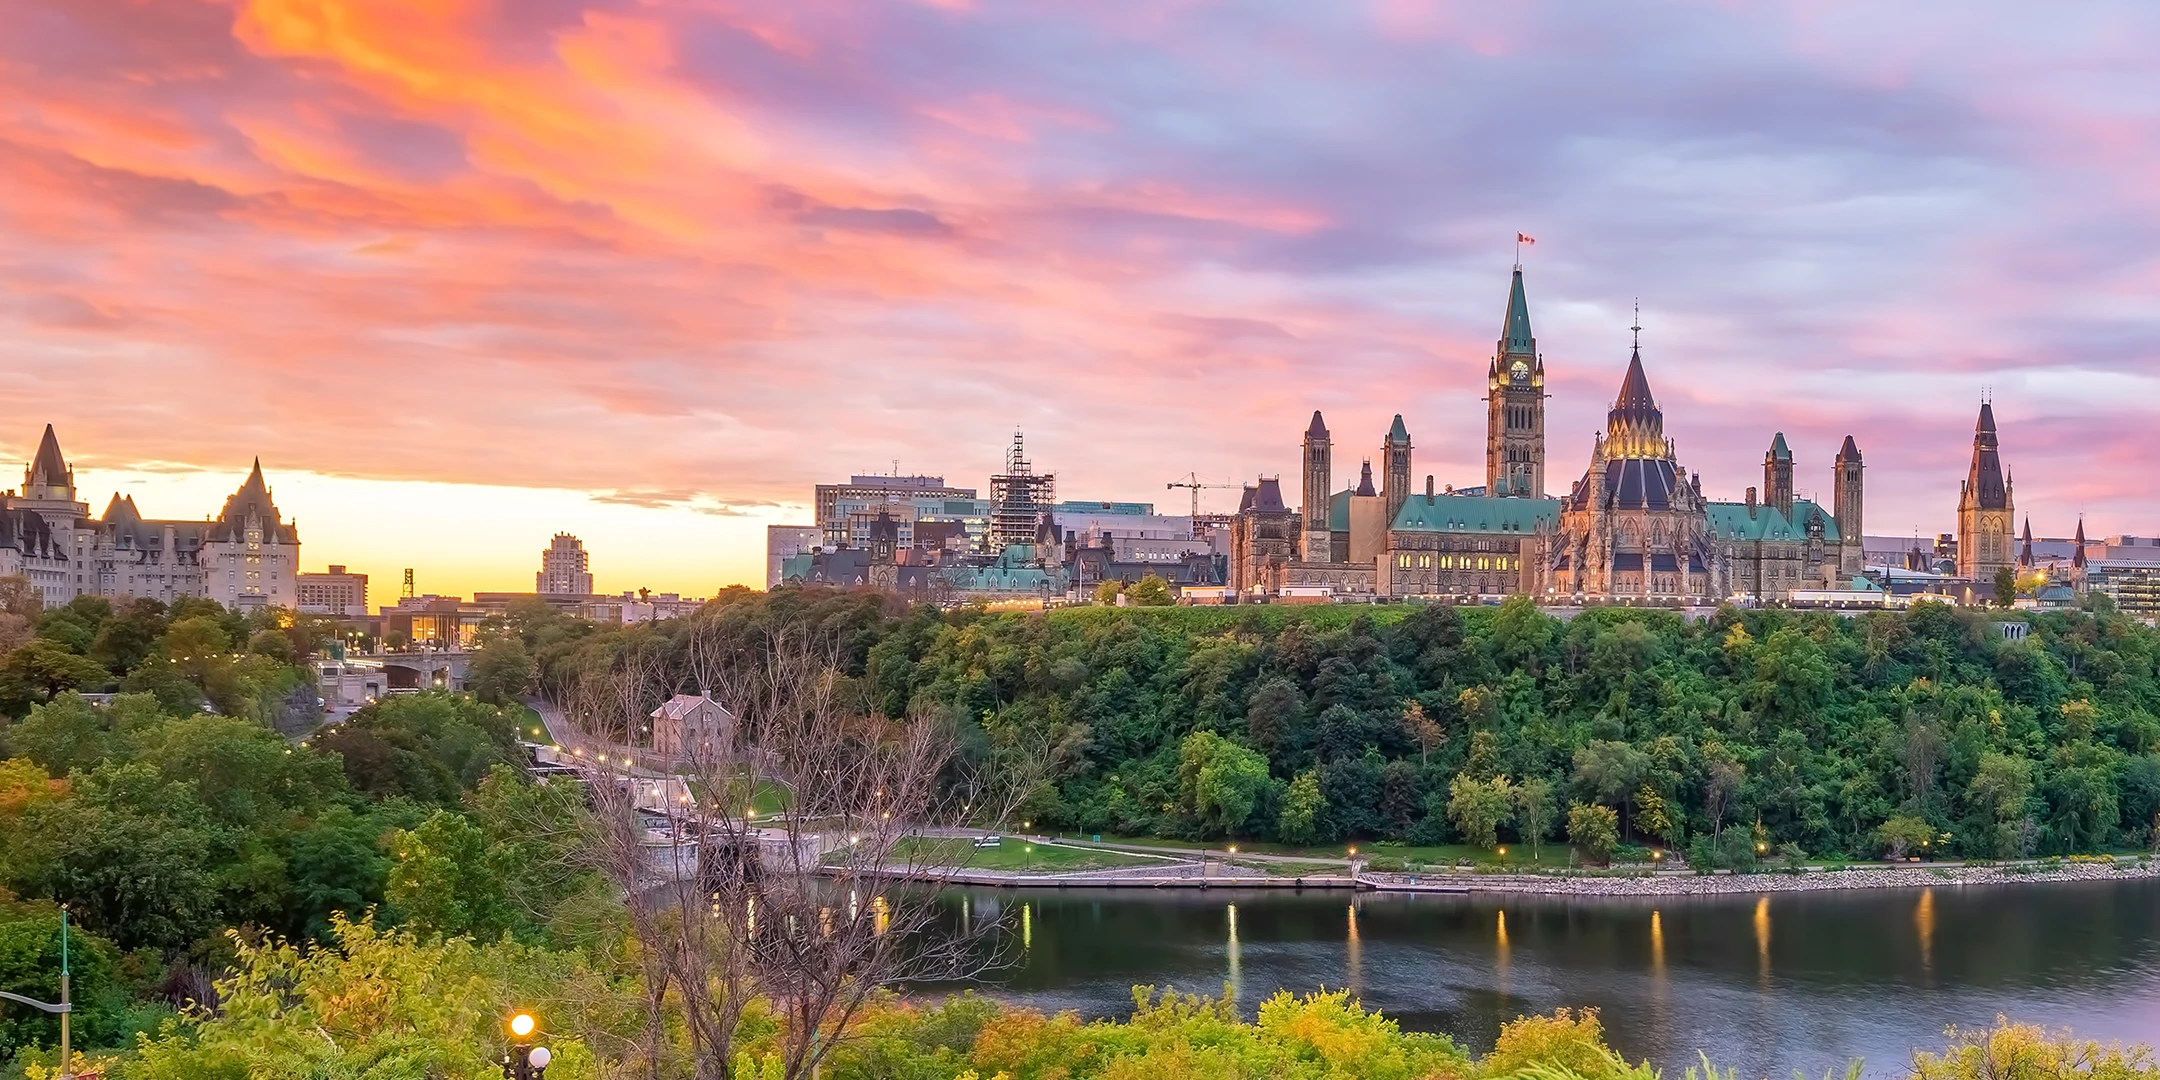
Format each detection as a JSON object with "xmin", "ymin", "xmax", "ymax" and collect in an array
[{"xmin": 1517, "ymin": 232, "xmax": 1536, "ymax": 244}]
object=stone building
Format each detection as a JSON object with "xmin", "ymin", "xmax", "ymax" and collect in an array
[
  {"xmin": 537, "ymin": 533, "xmax": 595, "ymax": 595},
  {"xmin": 7, "ymin": 426, "xmax": 301, "ymax": 610},
  {"xmin": 1956, "ymin": 401, "xmax": 2015, "ymax": 581},
  {"xmin": 1485, "ymin": 268, "xmax": 1547, "ymax": 498},
  {"xmin": 649, "ymin": 692, "xmax": 737, "ymax": 759}
]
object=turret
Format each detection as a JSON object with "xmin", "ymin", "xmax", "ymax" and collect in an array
[
  {"xmin": 1834, "ymin": 435, "xmax": 1864, "ymax": 573},
  {"xmin": 1486, "ymin": 268, "xmax": 1547, "ymax": 498},
  {"xmin": 1383, "ymin": 415, "xmax": 1413, "ymax": 527},
  {"xmin": 1763, "ymin": 432, "xmax": 1794, "ymax": 519},
  {"xmin": 1300, "ymin": 411, "xmax": 1332, "ymax": 562}
]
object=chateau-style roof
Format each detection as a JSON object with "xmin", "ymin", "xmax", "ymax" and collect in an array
[
  {"xmin": 1768, "ymin": 432, "xmax": 1791, "ymax": 461},
  {"xmin": 1305, "ymin": 410, "xmax": 1329, "ymax": 440},
  {"xmin": 1965, "ymin": 401, "xmax": 2009, "ymax": 510},
  {"xmin": 1354, "ymin": 460, "xmax": 1377, "ymax": 497},
  {"xmin": 1392, "ymin": 493, "xmax": 1562, "ymax": 534},
  {"xmin": 0, "ymin": 507, "xmax": 61, "ymax": 556},
  {"xmin": 28, "ymin": 424, "xmax": 68, "ymax": 488},
  {"xmin": 1385, "ymin": 414, "xmax": 1411, "ymax": 447},
  {"xmin": 1239, "ymin": 477, "xmax": 1288, "ymax": 514},
  {"xmin": 1327, "ymin": 488, "xmax": 1353, "ymax": 532},
  {"xmin": 1707, "ymin": 499, "xmax": 1841, "ymax": 543},
  {"xmin": 208, "ymin": 459, "xmax": 299, "ymax": 544},
  {"xmin": 1501, "ymin": 269, "xmax": 1535, "ymax": 357}
]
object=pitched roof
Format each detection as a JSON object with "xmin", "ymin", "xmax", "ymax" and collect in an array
[
  {"xmin": 1965, "ymin": 400, "xmax": 2009, "ymax": 510},
  {"xmin": 1500, "ymin": 268, "xmax": 1535, "ymax": 357},
  {"xmin": 1385, "ymin": 414, "xmax": 1411, "ymax": 446},
  {"xmin": 1240, "ymin": 477, "xmax": 1288, "ymax": 514},
  {"xmin": 1305, "ymin": 410, "xmax": 1328, "ymax": 440},
  {"xmin": 28, "ymin": 424, "xmax": 68, "ymax": 488},
  {"xmin": 1768, "ymin": 432, "xmax": 1791, "ymax": 461},
  {"xmin": 210, "ymin": 458, "xmax": 299, "ymax": 543},
  {"xmin": 1838, "ymin": 435, "xmax": 1862, "ymax": 463},
  {"xmin": 1354, "ymin": 460, "xmax": 1377, "ymax": 497},
  {"xmin": 1614, "ymin": 347, "xmax": 1658, "ymax": 415},
  {"xmin": 1392, "ymin": 493, "xmax": 1561, "ymax": 534},
  {"xmin": 1707, "ymin": 498, "xmax": 1841, "ymax": 543}
]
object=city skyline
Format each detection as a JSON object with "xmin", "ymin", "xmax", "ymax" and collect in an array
[{"xmin": 8, "ymin": 2, "xmax": 2159, "ymax": 595}]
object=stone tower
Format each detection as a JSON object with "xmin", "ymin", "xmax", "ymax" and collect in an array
[
  {"xmin": 1956, "ymin": 400, "xmax": 2015, "ymax": 580},
  {"xmin": 1383, "ymin": 415, "xmax": 1413, "ymax": 528},
  {"xmin": 1834, "ymin": 435, "xmax": 1865, "ymax": 574},
  {"xmin": 1485, "ymin": 268, "xmax": 1546, "ymax": 497},
  {"xmin": 1301, "ymin": 411, "xmax": 1332, "ymax": 562},
  {"xmin": 1763, "ymin": 432, "xmax": 1795, "ymax": 519}
]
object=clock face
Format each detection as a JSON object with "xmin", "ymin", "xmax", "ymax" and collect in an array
[{"xmin": 1509, "ymin": 360, "xmax": 1530, "ymax": 384}]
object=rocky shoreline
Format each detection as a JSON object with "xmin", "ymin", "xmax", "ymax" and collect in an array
[{"xmin": 1376, "ymin": 858, "xmax": 2160, "ymax": 897}]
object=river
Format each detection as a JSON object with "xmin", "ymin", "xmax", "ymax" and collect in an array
[{"xmin": 939, "ymin": 879, "xmax": 2160, "ymax": 1076}]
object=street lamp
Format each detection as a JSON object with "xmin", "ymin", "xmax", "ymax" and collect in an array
[{"xmin": 504, "ymin": 1012, "xmax": 550, "ymax": 1078}]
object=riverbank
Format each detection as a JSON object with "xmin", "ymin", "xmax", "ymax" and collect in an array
[{"xmin": 1396, "ymin": 856, "xmax": 2160, "ymax": 896}]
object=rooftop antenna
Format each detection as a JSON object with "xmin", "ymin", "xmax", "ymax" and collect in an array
[{"xmin": 1631, "ymin": 299, "xmax": 1642, "ymax": 349}]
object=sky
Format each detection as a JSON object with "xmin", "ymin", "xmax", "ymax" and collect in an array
[{"xmin": 5, "ymin": 0, "xmax": 2159, "ymax": 598}]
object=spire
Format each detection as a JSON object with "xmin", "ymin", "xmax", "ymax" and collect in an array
[
  {"xmin": 2019, "ymin": 516, "xmax": 2034, "ymax": 568},
  {"xmin": 1355, "ymin": 460, "xmax": 1376, "ymax": 497},
  {"xmin": 27, "ymin": 424, "xmax": 69, "ymax": 490},
  {"xmin": 1838, "ymin": 434, "xmax": 1861, "ymax": 463},
  {"xmin": 1386, "ymin": 414, "xmax": 1411, "ymax": 446},
  {"xmin": 1499, "ymin": 268, "xmax": 1535, "ymax": 357},
  {"xmin": 1963, "ymin": 399, "xmax": 2008, "ymax": 510},
  {"xmin": 1614, "ymin": 348, "xmax": 1657, "ymax": 413},
  {"xmin": 1306, "ymin": 410, "xmax": 1328, "ymax": 439},
  {"xmin": 1768, "ymin": 432, "xmax": 1792, "ymax": 461},
  {"xmin": 2073, "ymin": 517, "xmax": 2087, "ymax": 569}
]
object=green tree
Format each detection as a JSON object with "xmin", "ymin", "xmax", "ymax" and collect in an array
[
  {"xmin": 1875, "ymin": 813, "xmax": 1936, "ymax": 860},
  {"xmin": 1566, "ymin": 801, "xmax": 1620, "ymax": 866},
  {"xmin": 5, "ymin": 693, "xmax": 111, "ymax": 777},
  {"xmin": 1514, "ymin": 776, "xmax": 1557, "ymax": 860},
  {"xmin": 1177, "ymin": 731, "xmax": 1270, "ymax": 837},
  {"xmin": 1634, "ymin": 784, "xmax": 1675, "ymax": 847},
  {"xmin": 0, "ymin": 641, "xmax": 112, "ymax": 714},
  {"xmin": 1276, "ymin": 771, "xmax": 1326, "ymax": 846},
  {"xmin": 1094, "ymin": 580, "xmax": 1123, "ymax": 604},
  {"xmin": 1129, "ymin": 574, "xmax": 1175, "ymax": 606},
  {"xmin": 1993, "ymin": 566, "xmax": 2019, "ymax": 608},
  {"xmin": 386, "ymin": 810, "xmax": 518, "ymax": 940},
  {"xmin": 469, "ymin": 633, "xmax": 537, "ymax": 705},
  {"xmin": 1445, "ymin": 773, "xmax": 1515, "ymax": 849}
]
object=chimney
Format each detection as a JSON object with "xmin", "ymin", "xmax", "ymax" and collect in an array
[
  {"xmin": 1425, "ymin": 474, "xmax": 1435, "ymax": 502},
  {"xmin": 1746, "ymin": 486, "xmax": 1758, "ymax": 518}
]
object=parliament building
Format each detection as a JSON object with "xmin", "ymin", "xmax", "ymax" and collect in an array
[{"xmin": 1231, "ymin": 268, "xmax": 1866, "ymax": 604}]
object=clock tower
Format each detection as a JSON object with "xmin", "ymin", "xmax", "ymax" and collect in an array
[{"xmin": 1485, "ymin": 268, "xmax": 1547, "ymax": 497}]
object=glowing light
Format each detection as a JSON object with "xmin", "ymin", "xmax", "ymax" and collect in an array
[
  {"xmin": 1496, "ymin": 846, "xmax": 1507, "ymax": 857},
  {"xmin": 509, "ymin": 1013, "xmax": 536, "ymax": 1037}
]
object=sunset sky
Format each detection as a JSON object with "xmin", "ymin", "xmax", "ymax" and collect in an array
[{"xmin": 5, "ymin": 1, "xmax": 2158, "ymax": 599}]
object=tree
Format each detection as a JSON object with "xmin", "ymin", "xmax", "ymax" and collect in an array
[
  {"xmin": 1402, "ymin": 700, "xmax": 1443, "ymax": 766},
  {"xmin": 6, "ymin": 693, "xmax": 111, "ymax": 777},
  {"xmin": 1094, "ymin": 579, "xmax": 1123, "ymax": 604},
  {"xmin": 1276, "ymin": 771, "xmax": 1326, "ymax": 845},
  {"xmin": 469, "ymin": 633, "xmax": 537, "ymax": 704},
  {"xmin": 1445, "ymin": 773, "xmax": 1515, "ymax": 849},
  {"xmin": 1634, "ymin": 784, "xmax": 1675, "ymax": 847},
  {"xmin": 1993, "ymin": 566, "xmax": 2019, "ymax": 608},
  {"xmin": 1875, "ymin": 814, "xmax": 1936, "ymax": 860},
  {"xmin": 386, "ymin": 810, "xmax": 518, "ymax": 941},
  {"xmin": 1567, "ymin": 801, "xmax": 1619, "ymax": 866},
  {"xmin": 1177, "ymin": 731, "xmax": 1269, "ymax": 837},
  {"xmin": 0, "ymin": 641, "xmax": 112, "ymax": 714},
  {"xmin": 1514, "ymin": 776, "xmax": 1556, "ymax": 860},
  {"xmin": 1129, "ymin": 574, "xmax": 1174, "ymax": 606}
]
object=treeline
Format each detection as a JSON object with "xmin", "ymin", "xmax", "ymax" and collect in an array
[{"xmin": 496, "ymin": 588, "xmax": 2160, "ymax": 864}]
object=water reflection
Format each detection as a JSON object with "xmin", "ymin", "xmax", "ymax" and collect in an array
[{"xmin": 938, "ymin": 879, "xmax": 2160, "ymax": 1078}]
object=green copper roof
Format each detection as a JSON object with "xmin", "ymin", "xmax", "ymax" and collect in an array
[
  {"xmin": 1769, "ymin": 432, "xmax": 1791, "ymax": 461},
  {"xmin": 1706, "ymin": 498, "xmax": 1840, "ymax": 543},
  {"xmin": 1327, "ymin": 488, "xmax": 1354, "ymax": 532},
  {"xmin": 1502, "ymin": 269, "xmax": 1535, "ymax": 356},
  {"xmin": 1392, "ymin": 494, "xmax": 1561, "ymax": 534},
  {"xmin": 1386, "ymin": 414, "xmax": 1411, "ymax": 445}
]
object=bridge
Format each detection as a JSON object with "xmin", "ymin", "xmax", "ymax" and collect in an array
[{"xmin": 377, "ymin": 647, "xmax": 473, "ymax": 691}]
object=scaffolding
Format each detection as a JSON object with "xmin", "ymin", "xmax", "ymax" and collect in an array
[{"xmin": 988, "ymin": 429, "xmax": 1055, "ymax": 551}]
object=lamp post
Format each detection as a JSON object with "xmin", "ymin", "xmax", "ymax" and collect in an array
[{"xmin": 504, "ymin": 1012, "xmax": 551, "ymax": 1079}]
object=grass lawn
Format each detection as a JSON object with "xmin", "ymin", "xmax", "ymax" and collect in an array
[
  {"xmin": 1064, "ymin": 834, "xmax": 1587, "ymax": 870},
  {"xmin": 893, "ymin": 837, "xmax": 1169, "ymax": 873}
]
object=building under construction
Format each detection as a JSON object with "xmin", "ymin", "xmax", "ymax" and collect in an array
[{"xmin": 989, "ymin": 429, "xmax": 1055, "ymax": 550}]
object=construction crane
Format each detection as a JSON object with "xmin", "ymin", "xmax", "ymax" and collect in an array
[{"xmin": 1167, "ymin": 473, "xmax": 1242, "ymax": 538}]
